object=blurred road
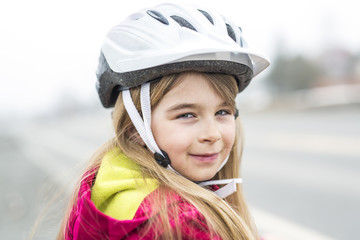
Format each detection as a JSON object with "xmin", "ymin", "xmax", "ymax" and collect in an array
[
  {"xmin": 1, "ymin": 105, "xmax": 359, "ymax": 239},
  {"xmin": 241, "ymin": 106, "xmax": 360, "ymax": 239}
]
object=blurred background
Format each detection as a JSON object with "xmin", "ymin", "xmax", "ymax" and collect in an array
[{"xmin": 1, "ymin": 0, "xmax": 359, "ymax": 239}]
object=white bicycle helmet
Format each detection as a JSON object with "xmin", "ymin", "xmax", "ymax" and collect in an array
[
  {"xmin": 96, "ymin": 2, "xmax": 269, "ymax": 108},
  {"xmin": 96, "ymin": 3, "xmax": 270, "ymax": 198}
]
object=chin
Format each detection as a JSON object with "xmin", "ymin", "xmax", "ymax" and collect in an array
[{"xmin": 191, "ymin": 172, "xmax": 217, "ymax": 182}]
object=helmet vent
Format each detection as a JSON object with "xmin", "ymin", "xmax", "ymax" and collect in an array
[
  {"xmin": 96, "ymin": 51, "xmax": 111, "ymax": 80},
  {"xmin": 198, "ymin": 9, "xmax": 214, "ymax": 25},
  {"xmin": 226, "ymin": 23, "xmax": 236, "ymax": 42},
  {"xmin": 147, "ymin": 10, "xmax": 169, "ymax": 25},
  {"xmin": 170, "ymin": 15, "xmax": 197, "ymax": 31}
]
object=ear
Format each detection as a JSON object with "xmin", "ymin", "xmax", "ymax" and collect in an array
[{"xmin": 127, "ymin": 126, "xmax": 146, "ymax": 147}]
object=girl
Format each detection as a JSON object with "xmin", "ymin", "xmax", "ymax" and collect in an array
[{"xmin": 58, "ymin": 3, "xmax": 269, "ymax": 240}]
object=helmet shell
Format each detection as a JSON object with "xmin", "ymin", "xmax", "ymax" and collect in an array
[{"xmin": 96, "ymin": 3, "xmax": 270, "ymax": 108}]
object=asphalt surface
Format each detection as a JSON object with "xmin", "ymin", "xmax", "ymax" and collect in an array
[
  {"xmin": 1, "ymin": 105, "xmax": 359, "ymax": 239},
  {"xmin": 241, "ymin": 106, "xmax": 360, "ymax": 239}
]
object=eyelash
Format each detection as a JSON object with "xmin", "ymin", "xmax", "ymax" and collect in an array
[
  {"xmin": 177, "ymin": 113, "xmax": 196, "ymax": 119},
  {"xmin": 216, "ymin": 109, "xmax": 231, "ymax": 116},
  {"xmin": 176, "ymin": 109, "xmax": 232, "ymax": 119}
]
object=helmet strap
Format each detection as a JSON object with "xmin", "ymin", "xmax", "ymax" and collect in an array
[
  {"xmin": 123, "ymin": 83, "xmax": 172, "ymax": 169},
  {"xmin": 199, "ymin": 178, "xmax": 243, "ymax": 198}
]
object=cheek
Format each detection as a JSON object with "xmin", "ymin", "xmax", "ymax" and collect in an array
[
  {"xmin": 165, "ymin": 129, "xmax": 192, "ymax": 152},
  {"xmin": 153, "ymin": 122, "xmax": 192, "ymax": 153},
  {"xmin": 223, "ymin": 122, "xmax": 236, "ymax": 148}
]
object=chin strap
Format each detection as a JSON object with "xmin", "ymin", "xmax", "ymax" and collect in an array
[
  {"xmin": 198, "ymin": 178, "xmax": 242, "ymax": 198},
  {"xmin": 122, "ymin": 83, "xmax": 242, "ymax": 199},
  {"xmin": 122, "ymin": 83, "xmax": 173, "ymax": 172}
]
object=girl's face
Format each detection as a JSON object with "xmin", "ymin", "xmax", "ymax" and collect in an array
[{"xmin": 151, "ymin": 73, "xmax": 236, "ymax": 181}]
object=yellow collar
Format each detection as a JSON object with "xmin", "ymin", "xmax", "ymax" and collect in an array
[{"xmin": 91, "ymin": 148, "xmax": 158, "ymax": 220}]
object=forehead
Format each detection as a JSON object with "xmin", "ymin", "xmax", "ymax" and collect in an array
[{"xmin": 159, "ymin": 73, "xmax": 225, "ymax": 106}]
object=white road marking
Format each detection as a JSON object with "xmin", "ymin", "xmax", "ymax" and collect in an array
[
  {"xmin": 247, "ymin": 132, "xmax": 360, "ymax": 158},
  {"xmin": 250, "ymin": 206, "xmax": 335, "ymax": 240}
]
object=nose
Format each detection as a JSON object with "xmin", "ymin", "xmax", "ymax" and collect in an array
[{"xmin": 198, "ymin": 119, "xmax": 221, "ymax": 143}]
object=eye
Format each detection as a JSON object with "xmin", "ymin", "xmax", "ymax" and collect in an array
[
  {"xmin": 176, "ymin": 113, "xmax": 196, "ymax": 119},
  {"xmin": 216, "ymin": 109, "xmax": 231, "ymax": 116}
]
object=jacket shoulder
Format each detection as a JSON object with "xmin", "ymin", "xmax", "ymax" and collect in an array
[{"xmin": 134, "ymin": 190, "xmax": 221, "ymax": 240}]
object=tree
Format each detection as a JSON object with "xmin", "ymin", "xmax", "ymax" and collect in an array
[{"xmin": 267, "ymin": 54, "xmax": 321, "ymax": 92}]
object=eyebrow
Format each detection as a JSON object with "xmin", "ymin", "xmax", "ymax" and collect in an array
[
  {"xmin": 167, "ymin": 103, "xmax": 198, "ymax": 112},
  {"xmin": 166, "ymin": 102, "xmax": 230, "ymax": 112}
]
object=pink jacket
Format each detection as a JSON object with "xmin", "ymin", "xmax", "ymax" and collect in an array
[{"xmin": 65, "ymin": 151, "xmax": 221, "ymax": 239}]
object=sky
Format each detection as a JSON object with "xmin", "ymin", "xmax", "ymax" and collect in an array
[{"xmin": 1, "ymin": 0, "xmax": 359, "ymax": 117}]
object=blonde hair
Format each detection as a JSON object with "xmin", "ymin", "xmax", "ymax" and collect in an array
[{"xmin": 57, "ymin": 71, "xmax": 258, "ymax": 240}]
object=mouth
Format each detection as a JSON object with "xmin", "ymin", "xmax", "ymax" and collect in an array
[{"xmin": 189, "ymin": 153, "xmax": 219, "ymax": 162}]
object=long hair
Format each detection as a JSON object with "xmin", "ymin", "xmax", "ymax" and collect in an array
[{"xmin": 57, "ymin": 71, "xmax": 258, "ymax": 240}]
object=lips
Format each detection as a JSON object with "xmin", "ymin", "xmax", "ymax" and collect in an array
[{"xmin": 189, "ymin": 153, "xmax": 219, "ymax": 162}]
